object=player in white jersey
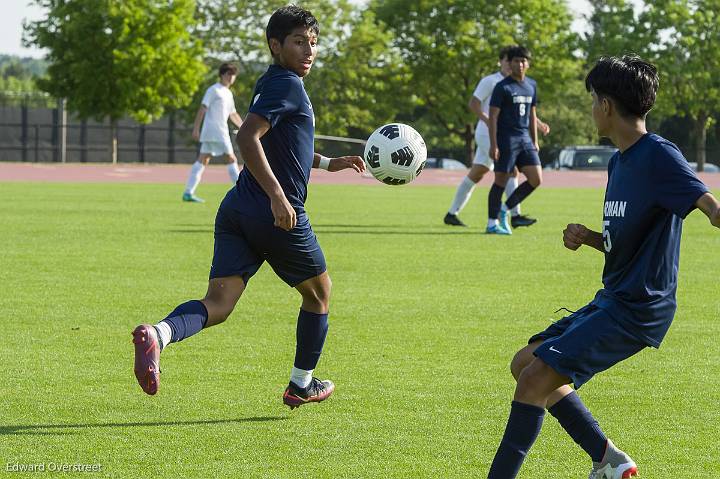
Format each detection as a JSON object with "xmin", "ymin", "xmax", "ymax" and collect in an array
[
  {"xmin": 183, "ymin": 63, "xmax": 245, "ymax": 203},
  {"xmin": 444, "ymin": 46, "xmax": 549, "ymax": 227}
]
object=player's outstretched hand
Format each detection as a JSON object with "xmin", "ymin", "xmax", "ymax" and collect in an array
[
  {"xmin": 563, "ymin": 223, "xmax": 589, "ymax": 250},
  {"xmin": 329, "ymin": 156, "xmax": 366, "ymax": 174},
  {"xmin": 271, "ymin": 195, "xmax": 296, "ymax": 231}
]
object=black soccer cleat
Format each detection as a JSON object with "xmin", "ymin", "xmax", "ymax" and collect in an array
[
  {"xmin": 511, "ymin": 214, "xmax": 537, "ymax": 228},
  {"xmin": 282, "ymin": 377, "xmax": 335, "ymax": 410},
  {"xmin": 444, "ymin": 213, "xmax": 467, "ymax": 227}
]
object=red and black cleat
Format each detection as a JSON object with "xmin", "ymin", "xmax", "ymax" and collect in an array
[
  {"xmin": 132, "ymin": 324, "xmax": 161, "ymax": 395},
  {"xmin": 282, "ymin": 378, "xmax": 335, "ymax": 410}
]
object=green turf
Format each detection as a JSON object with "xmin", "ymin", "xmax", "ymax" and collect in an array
[{"xmin": 1, "ymin": 181, "xmax": 718, "ymax": 478}]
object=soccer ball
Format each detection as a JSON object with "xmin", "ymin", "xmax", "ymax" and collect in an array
[{"xmin": 364, "ymin": 123, "xmax": 427, "ymax": 185}]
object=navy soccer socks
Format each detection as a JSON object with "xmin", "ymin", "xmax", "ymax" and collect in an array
[
  {"xmin": 488, "ymin": 183, "xmax": 505, "ymax": 220},
  {"xmin": 505, "ymin": 181, "xmax": 535, "ymax": 211},
  {"xmin": 548, "ymin": 391, "xmax": 608, "ymax": 462},
  {"xmin": 294, "ymin": 309, "xmax": 329, "ymax": 372},
  {"xmin": 487, "ymin": 401, "xmax": 545, "ymax": 479},
  {"xmin": 159, "ymin": 300, "xmax": 208, "ymax": 347}
]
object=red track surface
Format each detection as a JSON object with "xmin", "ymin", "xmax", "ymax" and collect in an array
[{"xmin": 2, "ymin": 162, "xmax": 720, "ymax": 189}]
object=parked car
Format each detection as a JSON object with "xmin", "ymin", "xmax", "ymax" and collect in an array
[
  {"xmin": 425, "ymin": 157, "xmax": 468, "ymax": 170},
  {"xmin": 550, "ymin": 146, "xmax": 618, "ymax": 170},
  {"xmin": 688, "ymin": 162, "xmax": 720, "ymax": 173}
]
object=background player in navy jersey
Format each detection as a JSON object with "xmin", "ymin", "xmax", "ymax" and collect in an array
[
  {"xmin": 132, "ymin": 5, "xmax": 365, "ymax": 409},
  {"xmin": 486, "ymin": 46, "xmax": 542, "ymax": 235},
  {"xmin": 444, "ymin": 45, "xmax": 549, "ymax": 229},
  {"xmin": 487, "ymin": 55, "xmax": 720, "ymax": 479}
]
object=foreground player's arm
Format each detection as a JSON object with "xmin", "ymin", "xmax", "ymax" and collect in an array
[
  {"xmin": 695, "ymin": 192, "xmax": 720, "ymax": 228},
  {"xmin": 488, "ymin": 106, "xmax": 500, "ymax": 161},
  {"xmin": 236, "ymin": 113, "xmax": 296, "ymax": 231},
  {"xmin": 192, "ymin": 105, "xmax": 207, "ymax": 141},
  {"xmin": 563, "ymin": 223, "xmax": 604, "ymax": 252},
  {"xmin": 469, "ymin": 96, "xmax": 490, "ymax": 126},
  {"xmin": 313, "ymin": 153, "xmax": 365, "ymax": 173},
  {"xmin": 229, "ymin": 112, "xmax": 243, "ymax": 129},
  {"xmin": 530, "ymin": 106, "xmax": 539, "ymax": 150}
]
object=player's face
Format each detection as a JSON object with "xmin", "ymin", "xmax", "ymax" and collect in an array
[
  {"xmin": 271, "ymin": 27, "xmax": 318, "ymax": 77},
  {"xmin": 221, "ymin": 72, "xmax": 237, "ymax": 86},
  {"xmin": 590, "ymin": 90, "xmax": 610, "ymax": 135},
  {"xmin": 499, "ymin": 57, "xmax": 512, "ymax": 76},
  {"xmin": 510, "ymin": 57, "xmax": 529, "ymax": 77}
]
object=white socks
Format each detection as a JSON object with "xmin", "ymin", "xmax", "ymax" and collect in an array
[
  {"xmin": 449, "ymin": 176, "xmax": 476, "ymax": 215},
  {"xmin": 227, "ymin": 162, "xmax": 240, "ymax": 183},
  {"xmin": 487, "ymin": 218, "xmax": 499, "ymax": 228},
  {"xmin": 184, "ymin": 161, "xmax": 205, "ymax": 195},
  {"xmin": 290, "ymin": 367, "xmax": 313, "ymax": 389},
  {"xmin": 154, "ymin": 321, "xmax": 172, "ymax": 350},
  {"xmin": 505, "ymin": 176, "xmax": 521, "ymax": 216}
]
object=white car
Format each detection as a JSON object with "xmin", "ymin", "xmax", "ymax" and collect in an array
[
  {"xmin": 551, "ymin": 146, "xmax": 618, "ymax": 170},
  {"xmin": 425, "ymin": 157, "xmax": 468, "ymax": 170}
]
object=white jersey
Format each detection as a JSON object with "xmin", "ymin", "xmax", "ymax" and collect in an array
[
  {"xmin": 200, "ymin": 83, "xmax": 236, "ymax": 142},
  {"xmin": 472, "ymin": 71, "xmax": 504, "ymax": 138}
]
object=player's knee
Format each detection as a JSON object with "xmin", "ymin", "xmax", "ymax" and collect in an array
[
  {"xmin": 529, "ymin": 176, "xmax": 542, "ymax": 188},
  {"xmin": 510, "ymin": 352, "xmax": 527, "ymax": 381},
  {"xmin": 515, "ymin": 359, "xmax": 549, "ymax": 394}
]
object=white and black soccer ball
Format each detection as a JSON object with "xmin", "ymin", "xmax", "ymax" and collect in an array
[{"xmin": 364, "ymin": 123, "xmax": 427, "ymax": 185}]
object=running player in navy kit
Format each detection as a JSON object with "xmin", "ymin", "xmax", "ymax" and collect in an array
[
  {"xmin": 486, "ymin": 46, "xmax": 542, "ymax": 235},
  {"xmin": 487, "ymin": 55, "xmax": 720, "ymax": 478},
  {"xmin": 132, "ymin": 6, "xmax": 365, "ymax": 409}
]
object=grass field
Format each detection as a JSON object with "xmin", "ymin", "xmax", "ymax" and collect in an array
[{"xmin": 2, "ymin": 181, "xmax": 719, "ymax": 478}]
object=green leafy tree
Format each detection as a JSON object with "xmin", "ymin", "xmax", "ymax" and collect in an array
[
  {"xmin": 193, "ymin": 0, "xmax": 405, "ymax": 140},
  {"xmin": 24, "ymin": 0, "xmax": 206, "ymax": 161},
  {"xmin": 641, "ymin": 0, "xmax": 720, "ymax": 170},
  {"xmin": 370, "ymin": 0, "xmax": 584, "ymax": 163}
]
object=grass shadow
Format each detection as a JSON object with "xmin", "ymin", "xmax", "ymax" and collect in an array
[{"xmin": 1, "ymin": 416, "xmax": 288, "ymax": 436}]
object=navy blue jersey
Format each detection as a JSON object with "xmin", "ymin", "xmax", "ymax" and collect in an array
[
  {"xmin": 591, "ymin": 133, "xmax": 708, "ymax": 347},
  {"xmin": 489, "ymin": 75, "xmax": 537, "ymax": 143},
  {"xmin": 235, "ymin": 64, "xmax": 315, "ymax": 219}
]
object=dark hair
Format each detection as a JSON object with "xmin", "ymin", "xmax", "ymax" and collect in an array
[
  {"xmin": 218, "ymin": 63, "xmax": 238, "ymax": 77},
  {"xmin": 585, "ymin": 55, "xmax": 659, "ymax": 118},
  {"xmin": 266, "ymin": 5, "xmax": 319, "ymax": 53},
  {"xmin": 506, "ymin": 46, "xmax": 531, "ymax": 62},
  {"xmin": 499, "ymin": 45, "xmax": 518, "ymax": 60}
]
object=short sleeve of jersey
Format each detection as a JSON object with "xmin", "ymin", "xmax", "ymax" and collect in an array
[
  {"xmin": 489, "ymin": 83, "xmax": 505, "ymax": 108},
  {"xmin": 473, "ymin": 76, "xmax": 494, "ymax": 102},
  {"xmin": 652, "ymin": 142, "xmax": 708, "ymax": 218},
  {"xmin": 201, "ymin": 86, "xmax": 214, "ymax": 108},
  {"xmin": 249, "ymin": 75, "xmax": 303, "ymax": 128}
]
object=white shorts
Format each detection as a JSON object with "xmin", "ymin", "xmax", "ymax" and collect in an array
[
  {"xmin": 473, "ymin": 133, "xmax": 494, "ymax": 170},
  {"xmin": 200, "ymin": 138, "xmax": 234, "ymax": 157}
]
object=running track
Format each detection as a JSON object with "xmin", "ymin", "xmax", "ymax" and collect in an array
[{"xmin": 2, "ymin": 162, "xmax": 720, "ymax": 189}]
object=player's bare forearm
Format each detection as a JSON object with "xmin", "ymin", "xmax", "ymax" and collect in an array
[
  {"xmin": 489, "ymin": 107, "xmax": 500, "ymax": 160},
  {"xmin": 192, "ymin": 106, "xmax": 207, "ymax": 139},
  {"xmin": 469, "ymin": 97, "xmax": 489, "ymax": 125},
  {"xmin": 229, "ymin": 112, "xmax": 243, "ymax": 129},
  {"xmin": 313, "ymin": 153, "xmax": 365, "ymax": 173},
  {"xmin": 563, "ymin": 223, "xmax": 604, "ymax": 252},
  {"xmin": 696, "ymin": 192, "xmax": 720, "ymax": 228},
  {"xmin": 530, "ymin": 107, "xmax": 538, "ymax": 147}
]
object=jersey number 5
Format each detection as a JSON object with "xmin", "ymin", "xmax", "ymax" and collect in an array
[
  {"xmin": 519, "ymin": 104, "xmax": 526, "ymax": 117},
  {"xmin": 602, "ymin": 220, "xmax": 612, "ymax": 252}
]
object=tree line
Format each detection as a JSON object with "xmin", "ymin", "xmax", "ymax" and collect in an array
[{"xmin": 19, "ymin": 0, "xmax": 720, "ymax": 168}]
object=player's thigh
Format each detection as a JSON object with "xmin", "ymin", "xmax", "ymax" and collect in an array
[
  {"xmin": 533, "ymin": 305, "xmax": 646, "ymax": 389},
  {"xmin": 510, "ymin": 340, "xmax": 544, "ymax": 379},
  {"xmin": 494, "ymin": 147, "xmax": 518, "ymax": 176}
]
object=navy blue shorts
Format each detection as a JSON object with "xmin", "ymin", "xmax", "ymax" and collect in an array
[
  {"xmin": 209, "ymin": 189, "xmax": 327, "ymax": 287},
  {"xmin": 495, "ymin": 145, "xmax": 540, "ymax": 173},
  {"xmin": 529, "ymin": 304, "xmax": 646, "ymax": 389}
]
